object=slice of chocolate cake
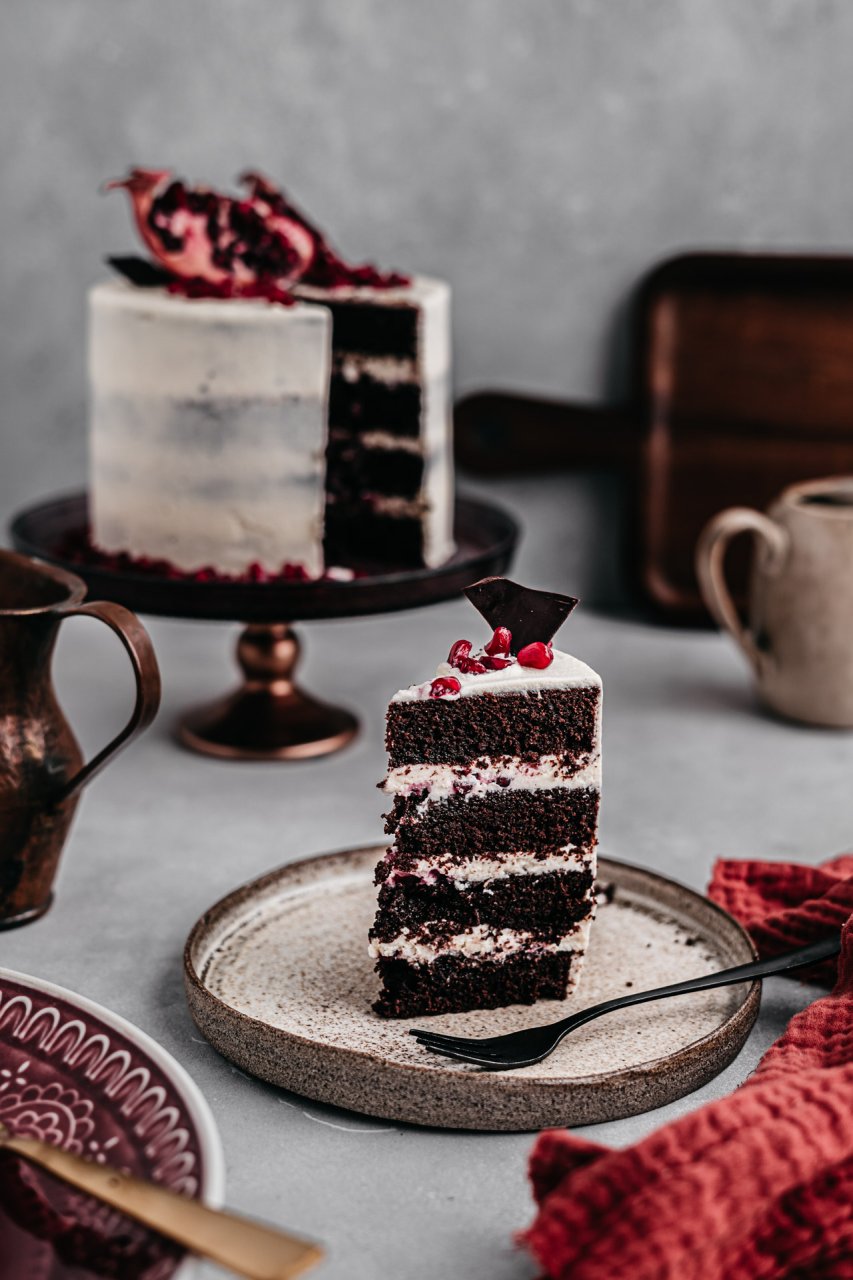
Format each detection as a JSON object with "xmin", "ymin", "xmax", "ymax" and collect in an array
[{"xmin": 369, "ymin": 578, "xmax": 602, "ymax": 1018}]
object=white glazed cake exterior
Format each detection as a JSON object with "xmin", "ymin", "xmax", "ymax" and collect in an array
[{"xmin": 88, "ymin": 281, "xmax": 331, "ymax": 577}]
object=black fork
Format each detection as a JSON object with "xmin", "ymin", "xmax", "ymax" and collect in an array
[{"xmin": 409, "ymin": 934, "xmax": 841, "ymax": 1070}]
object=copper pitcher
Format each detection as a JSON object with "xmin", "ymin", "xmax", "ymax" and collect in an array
[{"xmin": 0, "ymin": 550, "xmax": 161, "ymax": 927}]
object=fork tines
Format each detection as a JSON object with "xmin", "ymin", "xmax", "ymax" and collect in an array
[{"xmin": 410, "ymin": 1029, "xmax": 525, "ymax": 1067}]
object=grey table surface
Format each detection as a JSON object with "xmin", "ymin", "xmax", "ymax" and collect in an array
[{"xmin": 1, "ymin": 473, "xmax": 845, "ymax": 1280}]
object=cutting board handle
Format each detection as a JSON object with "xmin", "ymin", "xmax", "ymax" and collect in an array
[{"xmin": 454, "ymin": 392, "xmax": 638, "ymax": 475}]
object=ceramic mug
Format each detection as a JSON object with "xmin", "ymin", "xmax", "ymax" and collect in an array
[
  {"xmin": 696, "ymin": 476, "xmax": 853, "ymax": 726},
  {"xmin": 0, "ymin": 549, "xmax": 161, "ymax": 926}
]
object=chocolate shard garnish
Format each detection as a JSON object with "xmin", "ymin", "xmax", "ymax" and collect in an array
[
  {"xmin": 106, "ymin": 255, "xmax": 175, "ymax": 287},
  {"xmin": 464, "ymin": 577, "xmax": 579, "ymax": 653}
]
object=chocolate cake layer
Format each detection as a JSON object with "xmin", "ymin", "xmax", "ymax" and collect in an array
[
  {"xmin": 328, "ymin": 376, "xmax": 422, "ymax": 437},
  {"xmin": 386, "ymin": 787, "xmax": 600, "ymax": 859},
  {"xmin": 324, "ymin": 506, "xmax": 425, "ymax": 567},
  {"xmin": 373, "ymin": 950, "xmax": 577, "ymax": 1017},
  {"xmin": 372, "ymin": 867, "xmax": 595, "ymax": 940},
  {"xmin": 386, "ymin": 688, "xmax": 600, "ymax": 767},
  {"xmin": 326, "ymin": 436, "xmax": 424, "ymax": 501},
  {"xmin": 322, "ymin": 300, "xmax": 419, "ymax": 359}
]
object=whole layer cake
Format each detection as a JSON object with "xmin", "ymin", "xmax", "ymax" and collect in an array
[
  {"xmin": 88, "ymin": 169, "xmax": 454, "ymax": 578},
  {"xmin": 370, "ymin": 577, "xmax": 602, "ymax": 1017}
]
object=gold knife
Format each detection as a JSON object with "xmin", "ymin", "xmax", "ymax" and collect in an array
[{"xmin": 0, "ymin": 1121, "xmax": 323, "ymax": 1279}]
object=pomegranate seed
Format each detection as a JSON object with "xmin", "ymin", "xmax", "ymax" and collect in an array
[
  {"xmin": 455, "ymin": 657, "xmax": 488, "ymax": 675},
  {"xmin": 430, "ymin": 676, "xmax": 461, "ymax": 699},
  {"xmin": 481, "ymin": 654, "xmax": 513, "ymax": 671},
  {"xmin": 517, "ymin": 641, "xmax": 554, "ymax": 669},
  {"xmin": 484, "ymin": 626, "xmax": 512, "ymax": 656},
  {"xmin": 447, "ymin": 639, "xmax": 472, "ymax": 667}
]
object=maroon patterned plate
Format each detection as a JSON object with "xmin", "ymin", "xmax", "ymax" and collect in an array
[{"xmin": 0, "ymin": 969, "xmax": 224, "ymax": 1279}]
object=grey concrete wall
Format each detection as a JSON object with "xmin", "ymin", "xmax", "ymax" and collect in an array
[{"xmin": 2, "ymin": 0, "xmax": 852, "ymax": 520}]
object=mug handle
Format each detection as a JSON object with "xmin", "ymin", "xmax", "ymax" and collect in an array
[
  {"xmin": 54, "ymin": 601, "xmax": 162, "ymax": 804},
  {"xmin": 695, "ymin": 507, "xmax": 789, "ymax": 671}
]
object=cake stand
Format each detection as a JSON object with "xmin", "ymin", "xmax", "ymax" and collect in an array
[{"xmin": 10, "ymin": 491, "xmax": 519, "ymax": 761}]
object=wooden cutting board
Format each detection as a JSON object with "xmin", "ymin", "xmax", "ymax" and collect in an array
[{"xmin": 456, "ymin": 252, "xmax": 853, "ymax": 622}]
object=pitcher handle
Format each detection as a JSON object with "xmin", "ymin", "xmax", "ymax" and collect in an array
[
  {"xmin": 696, "ymin": 507, "xmax": 789, "ymax": 671},
  {"xmin": 55, "ymin": 601, "xmax": 161, "ymax": 804}
]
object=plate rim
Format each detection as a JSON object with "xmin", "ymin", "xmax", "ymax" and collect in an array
[
  {"xmin": 0, "ymin": 964, "xmax": 226, "ymax": 1276},
  {"xmin": 183, "ymin": 844, "xmax": 761, "ymax": 1122}
]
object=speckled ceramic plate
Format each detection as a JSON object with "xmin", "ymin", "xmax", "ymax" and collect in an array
[{"xmin": 184, "ymin": 848, "xmax": 760, "ymax": 1132}]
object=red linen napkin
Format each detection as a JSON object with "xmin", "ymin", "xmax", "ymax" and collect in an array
[{"xmin": 521, "ymin": 855, "xmax": 853, "ymax": 1280}]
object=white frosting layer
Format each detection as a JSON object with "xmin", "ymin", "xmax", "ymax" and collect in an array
[
  {"xmin": 386, "ymin": 846, "xmax": 595, "ymax": 886},
  {"xmin": 368, "ymin": 914, "xmax": 594, "ymax": 963},
  {"xmin": 368, "ymin": 494, "xmax": 427, "ymax": 518},
  {"xmin": 89, "ymin": 282, "xmax": 331, "ymax": 576},
  {"xmin": 359, "ymin": 430, "xmax": 424, "ymax": 455},
  {"xmin": 334, "ymin": 354, "xmax": 419, "ymax": 386},
  {"xmin": 383, "ymin": 752, "xmax": 601, "ymax": 802},
  {"xmin": 89, "ymin": 282, "xmax": 330, "ymax": 397},
  {"xmin": 391, "ymin": 647, "xmax": 602, "ymax": 702},
  {"xmin": 421, "ymin": 370, "xmax": 454, "ymax": 567}
]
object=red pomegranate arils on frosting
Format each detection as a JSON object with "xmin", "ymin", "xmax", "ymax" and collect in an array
[
  {"xmin": 481, "ymin": 654, "xmax": 514, "ymax": 671},
  {"xmin": 447, "ymin": 639, "xmax": 473, "ymax": 667},
  {"xmin": 484, "ymin": 626, "xmax": 512, "ymax": 656},
  {"xmin": 429, "ymin": 676, "xmax": 461, "ymax": 699},
  {"xmin": 517, "ymin": 641, "xmax": 554, "ymax": 669},
  {"xmin": 454, "ymin": 657, "xmax": 488, "ymax": 675},
  {"xmin": 106, "ymin": 168, "xmax": 410, "ymax": 302}
]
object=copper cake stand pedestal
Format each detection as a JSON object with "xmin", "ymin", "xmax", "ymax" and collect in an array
[{"xmin": 10, "ymin": 491, "xmax": 519, "ymax": 762}]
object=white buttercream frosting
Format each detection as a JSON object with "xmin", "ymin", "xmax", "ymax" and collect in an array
[
  {"xmin": 385, "ymin": 846, "xmax": 595, "ymax": 887},
  {"xmin": 88, "ymin": 282, "xmax": 331, "ymax": 576},
  {"xmin": 358, "ymin": 430, "xmax": 424, "ymax": 455},
  {"xmin": 368, "ymin": 914, "xmax": 594, "ymax": 963},
  {"xmin": 383, "ymin": 751, "xmax": 601, "ymax": 802},
  {"xmin": 333, "ymin": 354, "xmax": 419, "ymax": 386},
  {"xmin": 391, "ymin": 647, "xmax": 602, "ymax": 702}
]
